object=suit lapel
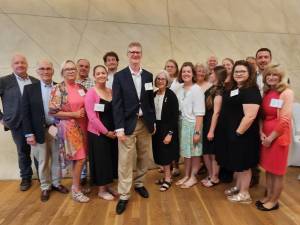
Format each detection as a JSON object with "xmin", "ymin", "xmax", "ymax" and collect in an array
[
  {"xmin": 140, "ymin": 70, "xmax": 146, "ymax": 102},
  {"xmin": 36, "ymin": 82, "xmax": 45, "ymax": 115},
  {"xmin": 8, "ymin": 74, "xmax": 21, "ymax": 96}
]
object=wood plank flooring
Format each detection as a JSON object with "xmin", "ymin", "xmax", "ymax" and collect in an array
[{"xmin": 0, "ymin": 167, "xmax": 299, "ymax": 225}]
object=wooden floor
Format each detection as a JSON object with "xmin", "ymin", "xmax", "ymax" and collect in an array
[{"xmin": 0, "ymin": 167, "xmax": 300, "ymax": 225}]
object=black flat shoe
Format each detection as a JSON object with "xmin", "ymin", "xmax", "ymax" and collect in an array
[
  {"xmin": 256, "ymin": 202, "xmax": 279, "ymax": 211},
  {"xmin": 20, "ymin": 179, "xmax": 32, "ymax": 191},
  {"xmin": 116, "ymin": 200, "xmax": 128, "ymax": 215},
  {"xmin": 134, "ymin": 186, "xmax": 149, "ymax": 198},
  {"xmin": 255, "ymin": 200, "xmax": 263, "ymax": 207}
]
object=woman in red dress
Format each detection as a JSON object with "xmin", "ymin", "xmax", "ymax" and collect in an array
[{"xmin": 257, "ymin": 64, "xmax": 294, "ymax": 211}]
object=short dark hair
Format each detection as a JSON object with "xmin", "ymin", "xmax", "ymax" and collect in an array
[
  {"xmin": 93, "ymin": 65, "xmax": 107, "ymax": 77},
  {"xmin": 103, "ymin": 51, "xmax": 119, "ymax": 63},
  {"xmin": 178, "ymin": 62, "xmax": 197, "ymax": 84},
  {"xmin": 255, "ymin": 48, "xmax": 272, "ymax": 58},
  {"xmin": 229, "ymin": 60, "xmax": 257, "ymax": 89}
]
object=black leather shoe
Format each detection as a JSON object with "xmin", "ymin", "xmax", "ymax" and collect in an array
[
  {"xmin": 41, "ymin": 190, "xmax": 50, "ymax": 202},
  {"xmin": 116, "ymin": 200, "xmax": 128, "ymax": 215},
  {"xmin": 255, "ymin": 200, "xmax": 263, "ymax": 207},
  {"xmin": 51, "ymin": 185, "xmax": 69, "ymax": 194},
  {"xmin": 256, "ymin": 202, "xmax": 279, "ymax": 211},
  {"xmin": 134, "ymin": 186, "xmax": 149, "ymax": 198},
  {"xmin": 20, "ymin": 179, "xmax": 32, "ymax": 191}
]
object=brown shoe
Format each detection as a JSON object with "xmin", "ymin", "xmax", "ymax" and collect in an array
[
  {"xmin": 41, "ymin": 190, "xmax": 50, "ymax": 202},
  {"xmin": 52, "ymin": 185, "xmax": 69, "ymax": 194}
]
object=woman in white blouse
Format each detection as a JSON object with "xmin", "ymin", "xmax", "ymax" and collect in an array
[{"xmin": 175, "ymin": 62, "xmax": 205, "ymax": 188}]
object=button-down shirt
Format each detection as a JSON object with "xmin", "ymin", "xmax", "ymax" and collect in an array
[
  {"xmin": 106, "ymin": 72, "xmax": 115, "ymax": 89},
  {"xmin": 14, "ymin": 73, "xmax": 32, "ymax": 95},
  {"xmin": 41, "ymin": 81, "xmax": 55, "ymax": 125},
  {"xmin": 129, "ymin": 66, "xmax": 143, "ymax": 116},
  {"xmin": 256, "ymin": 71, "xmax": 264, "ymax": 96},
  {"xmin": 76, "ymin": 77, "xmax": 94, "ymax": 90}
]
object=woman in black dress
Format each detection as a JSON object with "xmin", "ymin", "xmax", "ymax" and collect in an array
[
  {"xmin": 85, "ymin": 65, "xmax": 118, "ymax": 201},
  {"xmin": 215, "ymin": 60, "xmax": 261, "ymax": 204},
  {"xmin": 201, "ymin": 66, "xmax": 227, "ymax": 187},
  {"xmin": 152, "ymin": 70, "xmax": 179, "ymax": 191}
]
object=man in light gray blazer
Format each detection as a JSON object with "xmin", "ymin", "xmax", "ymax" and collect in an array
[{"xmin": 0, "ymin": 54, "xmax": 39, "ymax": 191}]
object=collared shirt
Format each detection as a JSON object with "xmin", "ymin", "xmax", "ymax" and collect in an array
[
  {"xmin": 14, "ymin": 73, "xmax": 32, "ymax": 95},
  {"xmin": 40, "ymin": 81, "xmax": 55, "ymax": 125},
  {"xmin": 256, "ymin": 71, "xmax": 264, "ymax": 96},
  {"xmin": 106, "ymin": 72, "xmax": 115, "ymax": 89},
  {"xmin": 154, "ymin": 92, "xmax": 165, "ymax": 120},
  {"xmin": 129, "ymin": 66, "xmax": 143, "ymax": 116},
  {"xmin": 76, "ymin": 77, "xmax": 94, "ymax": 90}
]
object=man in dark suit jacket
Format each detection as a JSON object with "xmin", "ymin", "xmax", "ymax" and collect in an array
[
  {"xmin": 113, "ymin": 42, "xmax": 156, "ymax": 214},
  {"xmin": 0, "ymin": 54, "xmax": 38, "ymax": 191},
  {"xmin": 22, "ymin": 60, "xmax": 68, "ymax": 201}
]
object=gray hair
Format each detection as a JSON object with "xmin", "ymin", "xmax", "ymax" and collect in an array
[{"xmin": 154, "ymin": 70, "xmax": 169, "ymax": 87}]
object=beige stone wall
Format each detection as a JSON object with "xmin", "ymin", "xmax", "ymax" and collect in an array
[{"xmin": 1, "ymin": 0, "xmax": 300, "ymax": 179}]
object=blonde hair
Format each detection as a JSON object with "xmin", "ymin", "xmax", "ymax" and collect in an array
[
  {"xmin": 60, "ymin": 60, "xmax": 76, "ymax": 76},
  {"xmin": 127, "ymin": 42, "xmax": 142, "ymax": 52},
  {"xmin": 263, "ymin": 64, "xmax": 289, "ymax": 93},
  {"xmin": 194, "ymin": 63, "xmax": 209, "ymax": 81}
]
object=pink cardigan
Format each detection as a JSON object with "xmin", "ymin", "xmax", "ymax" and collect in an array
[{"xmin": 84, "ymin": 88, "xmax": 108, "ymax": 135}]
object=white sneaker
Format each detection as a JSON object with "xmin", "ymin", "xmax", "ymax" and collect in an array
[{"xmin": 72, "ymin": 190, "xmax": 90, "ymax": 203}]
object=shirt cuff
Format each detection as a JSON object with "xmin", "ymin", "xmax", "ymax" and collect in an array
[
  {"xmin": 115, "ymin": 128, "xmax": 125, "ymax": 133},
  {"xmin": 25, "ymin": 134, "xmax": 34, "ymax": 138}
]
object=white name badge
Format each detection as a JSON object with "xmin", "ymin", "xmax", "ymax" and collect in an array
[
  {"xmin": 48, "ymin": 125, "xmax": 58, "ymax": 138},
  {"xmin": 145, "ymin": 82, "xmax": 153, "ymax": 91},
  {"xmin": 270, "ymin": 98, "xmax": 283, "ymax": 108},
  {"xmin": 230, "ymin": 89, "xmax": 239, "ymax": 97},
  {"xmin": 94, "ymin": 103, "xmax": 105, "ymax": 112},
  {"xmin": 78, "ymin": 89, "xmax": 85, "ymax": 96}
]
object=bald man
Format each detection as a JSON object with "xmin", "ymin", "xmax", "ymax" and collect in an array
[
  {"xmin": 206, "ymin": 56, "xmax": 218, "ymax": 73},
  {"xmin": 0, "ymin": 54, "xmax": 39, "ymax": 191},
  {"xmin": 22, "ymin": 60, "xmax": 68, "ymax": 201}
]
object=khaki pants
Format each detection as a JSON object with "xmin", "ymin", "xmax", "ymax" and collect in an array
[
  {"xmin": 118, "ymin": 118, "xmax": 152, "ymax": 200},
  {"xmin": 31, "ymin": 129, "xmax": 61, "ymax": 190}
]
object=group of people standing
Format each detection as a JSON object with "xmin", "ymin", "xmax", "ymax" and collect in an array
[{"xmin": 0, "ymin": 43, "xmax": 294, "ymax": 214}]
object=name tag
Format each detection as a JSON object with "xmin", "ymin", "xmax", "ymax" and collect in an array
[
  {"xmin": 270, "ymin": 98, "xmax": 283, "ymax": 108},
  {"xmin": 145, "ymin": 82, "xmax": 153, "ymax": 91},
  {"xmin": 78, "ymin": 89, "xmax": 85, "ymax": 96},
  {"xmin": 94, "ymin": 103, "xmax": 105, "ymax": 112},
  {"xmin": 230, "ymin": 89, "xmax": 239, "ymax": 97},
  {"xmin": 48, "ymin": 125, "xmax": 58, "ymax": 138}
]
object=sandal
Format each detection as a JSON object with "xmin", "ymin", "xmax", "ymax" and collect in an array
[
  {"xmin": 98, "ymin": 191, "xmax": 115, "ymax": 201},
  {"xmin": 224, "ymin": 186, "xmax": 239, "ymax": 196},
  {"xmin": 200, "ymin": 176, "xmax": 210, "ymax": 185},
  {"xmin": 202, "ymin": 179, "xmax": 219, "ymax": 188},
  {"xmin": 159, "ymin": 181, "xmax": 171, "ymax": 192},
  {"xmin": 72, "ymin": 190, "xmax": 90, "ymax": 203},
  {"xmin": 155, "ymin": 178, "xmax": 165, "ymax": 185},
  {"xmin": 227, "ymin": 192, "xmax": 252, "ymax": 204}
]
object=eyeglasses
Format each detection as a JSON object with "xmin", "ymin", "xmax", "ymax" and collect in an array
[
  {"xmin": 156, "ymin": 78, "xmax": 166, "ymax": 81},
  {"xmin": 38, "ymin": 67, "xmax": 52, "ymax": 71},
  {"xmin": 64, "ymin": 68, "xmax": 77, "ymax": 72},
  {"xmin": 128, "ymin": 51, "xmax": 141, "ymax": 55}
]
